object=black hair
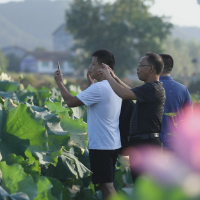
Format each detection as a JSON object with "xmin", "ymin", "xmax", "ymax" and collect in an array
[
  {"xmin": 145, "ymin": 52, "xmax": 164, "ymax": 75},
  {"xmin": 92, "ymin": 49, "xmax": 115, "ymax": 70},
  {"xmin": 159, "ymin": 54, "xmax": 174, "ymax": 74}
]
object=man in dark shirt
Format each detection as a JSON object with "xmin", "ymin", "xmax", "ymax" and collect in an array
[
  {"xmin": 159, "ymin": 54, "xmax": 192, "ymax": 149},
  {"xmin": 98, "ymin": 52, "xmax": 165, "ymax": 182}
]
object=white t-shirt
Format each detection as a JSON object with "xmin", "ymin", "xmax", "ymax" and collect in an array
[{"xmin": 76, "ymin": 80, "xmax": 122, "ymax": 150}]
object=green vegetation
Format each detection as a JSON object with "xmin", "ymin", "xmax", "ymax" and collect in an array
[
  {"xmin": 163, "ymin": 37, "xmax": 200, "ymax": 81},
  {"xmin": 0, "ymin": 71, "xmax": 200, "ymax": 200},
  {"xmin": 0, "ymin": 71, "xmax": 132, "ymax": 200},
  {"xmin": 66, "ymin": 0, "xmax": 172, "ymax": 77}
]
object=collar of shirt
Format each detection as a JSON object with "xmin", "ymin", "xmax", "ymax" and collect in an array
[{"xmin": 159, "ymin": 76, "xmax": 173, "ymax": 81}]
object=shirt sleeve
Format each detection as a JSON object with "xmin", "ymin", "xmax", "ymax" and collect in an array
[
  {"xmin": 76, "ymin": 83, "xmax": 101, "ymax": 106},
  {"xmin": 183, "ymin": 89, "xmax": 193, "ymax": 108},
  {"xmin": 131, "ymin": 83, "xmax": 155, "ymax": 102}
]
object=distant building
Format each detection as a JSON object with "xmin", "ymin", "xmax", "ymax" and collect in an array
[
  {"xmin": 53, "ymin": 24, "xmax": 74, "ymax": 52},
  {"xmin": 1, "ymin": 45, "xmax": 27, "ymax": 59},
  {"xmin": 20, "ymin": 51, "xmax": 74, "ymax": 74}
]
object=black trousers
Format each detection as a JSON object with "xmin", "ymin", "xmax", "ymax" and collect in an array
[{"xmin": 128, "ymin": 137, "xmax": 162, "ymax": 183}]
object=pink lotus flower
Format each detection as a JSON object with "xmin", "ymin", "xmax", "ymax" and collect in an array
[
  {"xmin": 127, "ymin": 146, "xmax": 190, "ymax": 185},
  {"xmin": 171, "ymin": 105, "xmax": 200, "ymax": 172}
]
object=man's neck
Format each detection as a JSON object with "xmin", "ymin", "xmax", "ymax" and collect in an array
[
  {"xmin": 144, "ymin": 76, "xmax": 159, "ymax": 83},
  {"xmin": 161, "ymin": 73, "xmax": 170, "ymax": 76},
  {"xmin": 96, "ymin": 76, "xmax": 105, "ymax": 82}
]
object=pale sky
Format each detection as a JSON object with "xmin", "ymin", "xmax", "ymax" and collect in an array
[{"xmin": 0, "ymin": 0, "xmax": 200, "ymax": 27}]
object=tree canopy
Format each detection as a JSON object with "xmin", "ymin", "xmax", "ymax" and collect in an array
[{"xmin": 66, "ymin": 0, "xmax": 172, "ymax": 77}]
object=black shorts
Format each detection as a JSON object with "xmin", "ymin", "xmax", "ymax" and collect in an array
[{"xmin": 89, "ymin": 149, "xmax": 119, "ymax": 184}]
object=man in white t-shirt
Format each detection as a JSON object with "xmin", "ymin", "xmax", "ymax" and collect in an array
[{"xmin": 54, "ymin": 49, "xmax": 122, "ymax": 200}]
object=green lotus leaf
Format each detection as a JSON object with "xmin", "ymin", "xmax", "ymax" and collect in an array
[
  {"xmin": 26, "ymin": 85, "xmax": 37, "ymax": 92},
  {"xmin": 0, "ymin": 186, "xmax": 30, "ymax": 200},
  {"xmin": 45, "ymin": 100, "xmax": 71, "ymax": 113},
  {"xmin": 0, "ymin": 169, "xmax": 2, "ymax": 185},
  {"xmin": 37, "ymin": 112, "xmax": 69, "ymax": 150},
  {"xmin": 37, "ymin": 87, "xmax": 52, "ymax": 107},
  {"xmin": 71, "ymin": 105, "xmax": 87, "ymax": 122},
  {"xmin": 10, "ymin": 192, "xmax": 30, "ymax": 200},
  {"xmin": 17, "ymin": 89, "xmax": 37, "ymax": 105},
  {"xmin": 0, "ymin": 97, "xmax": 4, "ymax": 104},
  {"xmin": 0, "ymin": 186, "xmax": 9, "ymax": 200},
  {"xmin": 38, "ymin": 86, "xmax": 52, "ymax": 100},
  {"xmin": 44, "ymin": 154, "xmax": 77, "ymax": 180},
  {"xmin": 58, "ymin": 111, "xmax": 88, "ymax": 150},
  {"xmin": 134, "ymin": 176, "xmax": 188, "ymax": 200},
  {"xmin": 114, "ymin": 169, "xmax": 124, "ymax": 191},
  {"xmin": 4, "ymin": 99, "xmax": 17, "ymax": 110},
  {"xmin": 35, "ymin": 148, "xmax": 63, "ymax": 166},
  {"xmin": 49, "ymin": 87, "xmax": 63, "ymax": 102},
  {"xmin": 65, "ymin": 186, "xmax": 80, "ymax": 199},
  {"xmin": 63, "ymin": 151, "xmax": 92, "ymax": 179},
  {"xmin": 27, "ymin": 104, "xmax": 70, "ymax": 151},
  {"xmin": 34, "ymin": 176, "xmax": 57, "ymax": 200},
  {"xmin": 0, "ymin": 91, "xmax": 18, "ymax": 101},
  {"xmin": 75, "ymin": 188, "xmax": 100, "ymax": 200},
  {"xmin": 0, "ymin": 161, "xmax": 38, "ymax": 200},
  {"xmin": 70, "ymin": 147, "xmax": 90, "ymax": 170},
  {"xmin": 62, "ymin": 187, "xmax": 71, "ymax": 200},
  {"xmin": 3, "ymin": 150, "xmax": 41, "ymax": 180},
  {"xmin": 0, "ymin": 80, "xmax": 19, "ymax": 92},
  {"xmin": 0, "ymin": 103, "xmax": 48, "ymax": 160},
  {"xmin": 47, "ymin": 177, "xmax": 64, "ymax": 200}
]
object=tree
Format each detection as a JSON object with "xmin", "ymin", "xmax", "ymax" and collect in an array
[
  {"xmin": 0, "ymin": 51, "xmax": 8, "ymax": 72},
  {"xmin": 66, "ymin": 0, "xmax": 172, "ymax": 77}
]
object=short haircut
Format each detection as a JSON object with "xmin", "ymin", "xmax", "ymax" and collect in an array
[
  {"xmin": 146, "ymin": 52, "xmax": 164, "ymax": 75},
  {"xmin": 159, "ymin": 54, "xmax": 174, "ymax": 74},
  {"xmin": 92, "ymin": 49, "xmax": 115, "ymax": 70}
]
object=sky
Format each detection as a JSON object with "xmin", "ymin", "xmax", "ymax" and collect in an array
[{"xmin": 0, "ymin": 0, "xmax": 200, "ymax": 27}]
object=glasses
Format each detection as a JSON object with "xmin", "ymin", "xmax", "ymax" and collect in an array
[{"xmin": 137, "ymin": 64, "xmax": 152, "ymax": 68}]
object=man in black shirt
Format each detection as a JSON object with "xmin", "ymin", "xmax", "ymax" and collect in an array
[{"xmin": 98, "ymin": 52, "xmax": 165, "ymax": 182}]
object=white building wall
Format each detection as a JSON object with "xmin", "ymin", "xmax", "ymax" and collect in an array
[
  {"xmin": 37, "ymin": 61, "xmax": 56, "ymax": 73},
  {"xmin": 62, "ymin": 61, "xmax": 73, "ymax": 74}
]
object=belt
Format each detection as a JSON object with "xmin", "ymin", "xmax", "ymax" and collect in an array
[{"xmin": 128, "ymin": 133, "xmax": 159, "ymax": 142}]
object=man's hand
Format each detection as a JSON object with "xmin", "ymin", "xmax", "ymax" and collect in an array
[
  {"xmin": 107, "ymin": 66, "xmax": 117, "ymax": 79},
  {"xmin": 87, "ymin": 64, "xmax": 94, "ymax": 86},
  {"xmin": 96, "ymin": 63, "xmax": 112, "ymax": 80},
  {"xmin": 54, "ymin": 68, "xmax": 63, "ymax": 84}
]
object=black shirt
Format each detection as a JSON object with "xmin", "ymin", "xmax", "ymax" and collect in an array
[{"xmin": 129, "ymin": 81, "xmax": 165, "ymax": 136}]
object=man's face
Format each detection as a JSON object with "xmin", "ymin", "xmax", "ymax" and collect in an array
[
  {"xmin": 136, "ymin": 56, "xmax": 152, "ymax": 81},
  {"xmin": 90, "ymin": 56, "xmax": 102, "ymax": 79}
]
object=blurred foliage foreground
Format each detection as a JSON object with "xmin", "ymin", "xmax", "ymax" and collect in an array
[{"xmin": 0, "ymin": 71, "xmax": 200, "ymax": 200}]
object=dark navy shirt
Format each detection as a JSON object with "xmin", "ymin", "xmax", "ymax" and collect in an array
[
  {"xmin": 159, "ymin": 76, "xmax": 192, "ymax": 149},
  {"xmin": 129, "ymin": 81, "xmax": 165, "ymax": 136}
]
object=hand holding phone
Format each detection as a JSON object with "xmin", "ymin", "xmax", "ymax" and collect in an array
[
  {"xmin": 57, "ymin": 62, "xmax": 61, "ymax": 70},
  {"xmin": 57, "ymin": 62, "xmax": 63, "ymax": 81}
]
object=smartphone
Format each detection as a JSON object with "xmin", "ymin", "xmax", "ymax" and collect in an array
[{"xmin": 57, "ymin": 62, "xmax": 60, "ymax": 70}]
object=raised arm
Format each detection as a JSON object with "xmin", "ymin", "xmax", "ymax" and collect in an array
[
  {"xmin": 98, "ymin": 64, "xmax": 137, "ymax": 100},
  {"xmin": 107, "ymin": 66, "xmax": 131, "ymax": 89},
  {"xmin": 54, "ymin": 67, "xmax": 83, "ymax": 107}
]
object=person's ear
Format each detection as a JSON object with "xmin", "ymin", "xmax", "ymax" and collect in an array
[{"xmin": 149, "ymin": 65, "xmax": 154, "ymax": 73}]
